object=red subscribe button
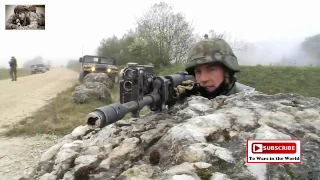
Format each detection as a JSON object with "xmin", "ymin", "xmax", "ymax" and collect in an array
[{"xmin": 252, "ymin": 142, "xmax": 296, "ymax": 154}]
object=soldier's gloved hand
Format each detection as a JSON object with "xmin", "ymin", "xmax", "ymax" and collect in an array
[
  {"xmin": 10, "ymin": 24, "xmax": 18, "ymax": 29},
  {"xmin": 175, "ymin": 80, "xmax": 195, "ymax": 97}
]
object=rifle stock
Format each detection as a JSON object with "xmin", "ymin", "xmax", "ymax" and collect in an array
[{"xmin": 86, "ymin": 63, "xmax": 194, "ymax": 128}]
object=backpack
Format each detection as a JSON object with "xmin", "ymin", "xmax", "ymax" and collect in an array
[{"xmin": 25, "ymin": 5, "xmax": 37, "ymax": 13}]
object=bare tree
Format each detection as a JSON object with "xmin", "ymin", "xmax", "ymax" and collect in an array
[
  {"xmin": 208, "ymin": 30, "xmax": 250, "ymax": 52},
  {"xmin": 131, "ymin": 2, "xmax": 197, "ymax": 67}
]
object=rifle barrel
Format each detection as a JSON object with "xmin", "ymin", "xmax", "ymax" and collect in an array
[{"xmin": 86, "ymin": 93, "xmax": 161, "ymax": 128}]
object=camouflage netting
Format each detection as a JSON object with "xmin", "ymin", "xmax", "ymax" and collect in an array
[{"xmin": 21, "ymin": 91, "xmax": 320, "ymax": 180}]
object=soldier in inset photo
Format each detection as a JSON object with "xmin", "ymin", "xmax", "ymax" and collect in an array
[{"xmin": 5, "ymin": 5, "xmax": 45, "ymax": 30}]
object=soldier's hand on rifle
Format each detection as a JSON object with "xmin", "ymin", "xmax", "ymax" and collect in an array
[
  {"xmin": 15, "ymin": 19, "xmax": 21, "ymax": 26},
  {"xmin": 10, "ymin": 24, "xmax": 18, "ymax": 29},
  {"xmin": 175, "ymin": 80, "xmax": 196, "ymax": 97}
]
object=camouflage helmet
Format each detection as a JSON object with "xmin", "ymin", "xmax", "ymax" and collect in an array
[
  {"xmin": 14, "ymin": 5, "xmax": 28, "ymax": 14},
  {"xmin": 185, "ymin": 38, "xmax": 240, "ymax": 75}
]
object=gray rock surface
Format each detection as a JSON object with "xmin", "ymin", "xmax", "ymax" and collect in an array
[
  {"xmin": 22, "ymin": 91, "xmax": 320, "ymax": 180},
  {"xmin": 0, "ymin": 135, "xmax": 60, "ymax": 180},
  {"xmin": 72, "ymin": 82, "xmax": 111, "ymax": 104},
  {"xmin": 83, "ymin": 73, "xmax": 113, "ymax": 89},
  {"xmin": 72, "ymin": 83, "xmax": 111, "ymax": 105},
  {"xmin": 72, "ymin": 73, "xmax": 113, "ymax": 104}
]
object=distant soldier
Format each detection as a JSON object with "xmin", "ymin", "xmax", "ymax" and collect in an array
[
  {"xmin": 5, "ymin": 5, "xmax": 45, "ymax": 30},
  {"xmin": 204, "ymin": 34, "xmax": 209, "ymax": 39},
  {"xmin": 9, "ymin": 56, "xmax": 18, "ymax": 81}
]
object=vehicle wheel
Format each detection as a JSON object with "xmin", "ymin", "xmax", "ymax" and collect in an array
[
  {"xmin": 113, "ymin": 75, "xmax": 119, "ymax": 84},
  {"xmin": 79, "ymin": 72, "xmax": 84, "ymax": 83},
  {"xmin": 79, "ymin": 71, "xmax": 87, "ymax": 83}
]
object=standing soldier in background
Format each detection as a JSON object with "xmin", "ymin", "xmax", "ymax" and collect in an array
[
  {"xmin": 9, "ymin": 56, "xmax": 18, "ymax": 81},
  {"xmin": 5, "ymin": 5, "xmax": 45, "ymax": 30}
]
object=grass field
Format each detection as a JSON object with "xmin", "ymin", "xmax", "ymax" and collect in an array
[
  {"xmin": 0, "ymin": 68, "xmax": 30, "ymax": 80},
  {"xmin": 3, "ymin": 63, "xmax": 320, "ymax": 137}
]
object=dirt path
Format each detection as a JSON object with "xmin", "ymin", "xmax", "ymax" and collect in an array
[{"xmin": 0, "ymin": 68, "xmax": 79, "ymax": 180}]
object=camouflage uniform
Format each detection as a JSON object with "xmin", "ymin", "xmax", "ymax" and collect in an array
[
  {"xmin": 9, "ymin": 57, "xmax": 18, "ymax": 81},
  {"xmin": 5, "ymin": 5, "xmax": 45, "ymax": 30},
  {"xmin": 176, "ymin": 38, "xmax": 254, "ymax": 100}
]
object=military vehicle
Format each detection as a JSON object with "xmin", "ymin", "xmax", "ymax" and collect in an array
[
  {"xmin": 30, "ymin": 64, "xmax": 46, "ymax": 74},
  {"xmin": 79, "ymin": 55, "xmax": 120, "ymax": 83}
]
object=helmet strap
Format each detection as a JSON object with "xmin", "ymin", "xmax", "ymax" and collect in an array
[{"xmin": 222, "ymin": 70, "xmax": 236, "ymax": 94}]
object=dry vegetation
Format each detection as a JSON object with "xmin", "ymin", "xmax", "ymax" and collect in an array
[
  {"xmin": 3, "ymin": 82, "xmax": 116, "ymax": 136},
  {"xmin": 0, "ymin": 68, "xmax": 30, "ymax": 80},
  {"xmin": 3, "ymin": 64, "xmax": 320, "ymax": 137}
]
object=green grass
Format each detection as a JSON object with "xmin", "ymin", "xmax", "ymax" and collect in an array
[
  {"xmin": 0, "ymin": 68, "xmax": 30, "ymax": 80},
  {"xmin": 4, "ymin": 63, "xmax": 320, "ymax": 137},
  {"xmin": 157, "ymin": 63, "xmax": 185, "ymax": 75},
  {"xmin": 238, "ymin": 65, "xmax": 320, "ymax": 98}
]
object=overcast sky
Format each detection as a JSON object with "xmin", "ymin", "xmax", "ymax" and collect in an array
[{"xmin": 0, "ymin": 0, "xmax": 319, "ymax": 68}]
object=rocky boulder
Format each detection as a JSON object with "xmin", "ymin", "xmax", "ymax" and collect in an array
[
  {"xmin": 23, "ymin": 91, "xmax": 320, "ymax": 180},
  {"xmin": 83, "ymin": 73, "xmax": 113, "ymax": 89},
  {"xmin": 72, "ymin": 82, "xmax": 112, "ymax": 104},
  {"xmin": 72, "ymin": 73, "xmax": 113, "ymax": 104}
]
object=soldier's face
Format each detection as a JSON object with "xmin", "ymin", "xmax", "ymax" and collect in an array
[
  {"xmin": 18, "ymin": 12, "xmax": 25, "ymax": 20},
  {"xmin": 194, "ymin": 63, "xmax": 225, "ymax": 92}
]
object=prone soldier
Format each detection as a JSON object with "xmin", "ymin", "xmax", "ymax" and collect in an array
[{"xmin": 85, "ymin": 37, "xmax": 254, "ymax": 128}]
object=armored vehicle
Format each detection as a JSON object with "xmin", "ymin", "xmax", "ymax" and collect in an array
[
  {"xmin": 79, "ymin": 55, "xmax": 120, "ymax": 83},
  {"xmin": 30, "ymin": 64, "xmax": 46, "ymax": 74}
]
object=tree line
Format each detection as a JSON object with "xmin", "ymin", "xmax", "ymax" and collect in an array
[
  {"xmin": 21, "ymin": 56, "xmax": 51, "ymax": 69},
  {"xmin": 300, "ymin": 34, "xmax": 320, "ymax": 65},
  {"xmin": 96, "ymin": 2, "xmax": 251, "ymax": 69},
  {"xmin": 16, "ymin": 2, "xmax": 320, "ymax": 70}
]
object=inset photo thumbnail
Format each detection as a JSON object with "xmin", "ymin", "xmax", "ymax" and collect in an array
[{"xmin": 5, "ymin": 5, "xmax": 45, "ymax": 30}]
